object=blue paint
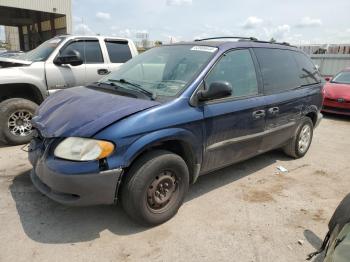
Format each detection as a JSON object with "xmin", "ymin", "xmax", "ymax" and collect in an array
[
  {"xmin": 30, "ymin": 40, "xmax": 323, "ymax": 181},
  {"xmin": 32, "ymin": 86, "xmax": 160, "ymax": 138}
]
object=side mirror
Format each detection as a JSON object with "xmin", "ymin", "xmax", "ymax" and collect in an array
[
  {"xmin": 197, "ymin": 81, "xmax": 232, "ymax": 101},
  {"xmin": 324, "ymin": 77, "xmax": 331, "ymax": 82},
  {"xmin": 54, "ymin": 50, "xmax": 83, "ymax": 66}
]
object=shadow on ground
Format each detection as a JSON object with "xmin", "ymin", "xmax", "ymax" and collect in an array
[
  {"xmin": 10, "ymin": 149, "xmax": 292, "ymax": 244},
  {"xmin": 304, "ymin": 229, "xmax": 325, "ymax": 262}
]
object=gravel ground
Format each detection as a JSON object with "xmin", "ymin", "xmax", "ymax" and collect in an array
[{"xmin": 0, "ymin": 114, "xmax": 349, "ymax": 262}]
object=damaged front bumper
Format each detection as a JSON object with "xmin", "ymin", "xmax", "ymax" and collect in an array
[{"xmin": 28, "ymin": 138, "xmax": 123, "ymax": 206}]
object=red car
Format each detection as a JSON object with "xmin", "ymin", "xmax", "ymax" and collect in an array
[{"xmin": 322, "ymin": 68, "xmax": 350, "ymax": 115}]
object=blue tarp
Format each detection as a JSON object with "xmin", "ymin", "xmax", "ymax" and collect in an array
[{"xmin": 32, "ymin": 86, "xmax": 160, "ymax": 138}]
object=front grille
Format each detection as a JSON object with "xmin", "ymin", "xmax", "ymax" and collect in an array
[
  {"xmin": 30, "ymin": 129, "xmax": 54, "ymax": 152},
  {"xmin": 325, "ymin": 98, "xmax": 350, "ymax": 103}
]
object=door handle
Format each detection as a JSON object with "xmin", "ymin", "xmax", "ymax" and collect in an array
[
  {"xmin": 268, "ymin": 107, "xmax": 279, "ymax": 115},
  {"xmin": 97, "ymin": 69, "xmax": 110, "ymax": 75},
  {"xmin": 252, "ymin": 110, "xmax": 266, "ymax": 119}
]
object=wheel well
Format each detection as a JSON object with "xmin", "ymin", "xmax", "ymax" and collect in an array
[
  {"xmin": 305, "ymin": 112, "xmax": 317, "ymax": 126},
  {"xmin": 124, "ymin": 140, "xmax": 197, "ymax": 184},
  {"xmin": 0, "ymin": 83, "xmax": 44, "ymax": 104}
]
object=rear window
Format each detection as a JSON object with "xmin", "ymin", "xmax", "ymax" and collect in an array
[
  {"xmin": 292, "ymin": 52, "xmax": 321, "ymax": 85},
  {"xmin": 105, "ymin": 40, "xmax": 132, "ymax": 63},
  {"xmin": 254, "ymin": 48, "xmax": 300, "ymax": 94}
]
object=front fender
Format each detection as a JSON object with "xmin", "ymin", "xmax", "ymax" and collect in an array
[
  {"xmin": 123, "ymin": 128, "xmax": 202, "ymax": 167},
  {"xmin": 0, "ymin": 64, "xmax": 47, "ymax": 98}
]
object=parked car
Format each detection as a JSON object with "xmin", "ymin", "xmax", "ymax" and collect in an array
[
  {"xmin": 0, "ymin": 35, "xmax": 138, "ymax": 145},
  {"xmin": 28, "ymin": 37, "xmax": 323, "ymax": 226},
  {"xmin": 322, "ymin": 68, "xmax": 350, "ymax": 116},
  {"xmin": 0, "ymin": 51, "xmax": 24, "ymax": 58}
]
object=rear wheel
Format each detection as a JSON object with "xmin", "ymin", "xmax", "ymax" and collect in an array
[
  {"xmin": 283, "ymin": 117, "xmax": 313, "ymax": 158},
  {"xmin": 121, "ymin": 150, "xmax": 189, "ymax": 226},
  {"xmin": 0, "ymin": 98, "xmax": 38, "ymax": 145}
]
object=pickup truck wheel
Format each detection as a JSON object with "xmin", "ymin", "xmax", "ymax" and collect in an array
[
  {"xmin": 283, "ymin": 117, "xmax": 313, "ymax": 158},
  {"xmin": 121, "ymin": 150, "xmax": 189, "ymax": 226},
  {"xmin": 0, "ymin": 98, "xmax": 38, "ymax": 145}
]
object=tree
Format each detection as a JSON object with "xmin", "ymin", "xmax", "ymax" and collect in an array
[
  {"xmin": 154, "ymin": 41, "xmax": 163, "ymax": 46},
  {"xmin": 270, "ymin": 38, "xmax": 276, "ymax": 43}
]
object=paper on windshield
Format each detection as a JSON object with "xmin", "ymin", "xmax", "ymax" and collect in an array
[{"xmin": 190, "ymin": 46, "xmax": 217, "ymax": 52}]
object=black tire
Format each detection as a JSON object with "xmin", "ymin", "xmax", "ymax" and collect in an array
[
  {"xmin": 0, "ymin": 98, "xmax": 38, "ymax": 145},
  {"xmin": 283, "ymin": 117, "xmax": 313, "ymax": 158},
  {"xmin": 121, "ymin": 150, "xmax": 189, "ymax": 226}
]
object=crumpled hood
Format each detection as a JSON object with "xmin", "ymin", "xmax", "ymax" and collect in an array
[{"xmin": 32, "ymin": 86, "xmax": 160, "ymax": 138}]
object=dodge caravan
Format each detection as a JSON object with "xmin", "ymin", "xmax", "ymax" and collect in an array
[{"xmin": 29, "ymin": 37, "xmax": 323, "ymax": 226}]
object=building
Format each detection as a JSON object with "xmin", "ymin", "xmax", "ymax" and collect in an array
[
  {"xmin": 0, "ymin": 0, "xmax": 72, "ymax": 51},
  {"xmin": 299, "ymin": 44, "xmax": 350, "ymax": 55},
  {"xmin": 297, "ymin": 44, "xmax": 350, "ymax": 76}
]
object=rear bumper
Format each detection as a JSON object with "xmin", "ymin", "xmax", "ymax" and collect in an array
[{"xmin": 30, "ymin": 163, "xmax": 123, "ymax": 206}]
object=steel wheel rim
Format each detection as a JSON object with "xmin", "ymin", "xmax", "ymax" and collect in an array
[
  {"xmin": 298, "ymin": 125, "xmax": 311, "ymax": 154},
  {"xmin": 146, "ymin": 170, "xmax": 179, "ymax": 213},
  {"xmin": 7, "ymin": 110, "xmax": 33, "ymax": 137}
]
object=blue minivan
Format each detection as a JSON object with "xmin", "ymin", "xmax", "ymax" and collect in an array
[{"xmin": 29, "ymin": 37, "xmax": 323, "ymax": 226}]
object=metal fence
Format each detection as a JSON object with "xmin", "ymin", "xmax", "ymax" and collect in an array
[{"xmin": 310, "ymin": 54, "xmax": 350, "ymax": 76}]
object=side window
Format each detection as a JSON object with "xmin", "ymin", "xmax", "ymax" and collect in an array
[
  {"xmin": 205, "ymin": 49, "xmax": 258, "ymax": 98},
  {"xmin": 254, "ymin": 48, "xmax": 299, "ymax": 94},
  {"xmin": 293, "ymin": 52, "xmax": 321, "ymax": 85},
  {"xmin": 60, "ymin": 40, "xmax": 104, "ymax": 64},
  {"xmin": 105, "ymin": 41, "xmax": 132, "ymax": 63}
]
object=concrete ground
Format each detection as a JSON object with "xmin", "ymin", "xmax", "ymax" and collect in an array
[{"xmin": 0, "ymin": 114, "xmax": 349, "ymax": 262}]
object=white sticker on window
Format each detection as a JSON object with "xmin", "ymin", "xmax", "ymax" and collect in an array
[{"xmin": 190, "ymin": 46, "xmax": 217, "ymax": 53}]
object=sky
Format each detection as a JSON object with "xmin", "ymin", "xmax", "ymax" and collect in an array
[
  {"xmin": 1, "ymin": 0, "xmax": 350, "ymax": 44},
  {"xmin": 71, "ymin": 0, "xmax": 350, "ymax": 45}
]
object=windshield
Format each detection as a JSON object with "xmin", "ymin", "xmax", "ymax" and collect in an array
[
  {"xmin": 15, "ymin": 37, "xmax": 65, "ymax": 62},
  {"xmin": 331, "ymin": 71, "xmax": 350, "ymax": 85},
  {"xmin": 100, "ymin": 45, "xmax": 217, "ymax": 97}
]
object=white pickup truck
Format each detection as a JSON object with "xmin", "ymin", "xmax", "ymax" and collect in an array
[{"xmin": 0, "ymin": 35, "xmax": 138, "ymax": 145}]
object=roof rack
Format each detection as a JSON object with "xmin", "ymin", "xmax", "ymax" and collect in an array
[
  {"xmin": 194, "ymin": 36, "xmax": 295, "ymax": 47},
  {"xmin": 252, "ymin": 40, "xmax": 295, "ymax": 47},
  {"xmin": 194, "ymin": 36, "xmax": 258, "ymax": 42}
]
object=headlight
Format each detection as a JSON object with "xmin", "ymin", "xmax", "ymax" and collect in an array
[{"xmin": 54, "ymin": 137, "xmax": 115, "ymax": 161}]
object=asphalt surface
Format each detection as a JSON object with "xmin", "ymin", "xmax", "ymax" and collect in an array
[{"xmin": 0, "ymin": 114, "xmax": 349, "ymax": 262}]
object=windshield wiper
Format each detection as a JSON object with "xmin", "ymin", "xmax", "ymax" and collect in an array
[
  {"xmin": 108, "ymin": 79, "xmax": 156, "ymax": 100},
  {"xmin": 97, "ymin": 81, "xmax": 116, "ymax": 86}
]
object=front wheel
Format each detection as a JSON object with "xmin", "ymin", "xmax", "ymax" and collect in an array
[
  {"xmin": 121, "ymin": 150, "xmax": 189, "ymax": 226},
  {"xmin": 283, "ymin": 117, "xmax": 313, "ymax": 158},
  {"xmin": 0, "ymin": 98, "xmax": 38, "ymax": 145}
]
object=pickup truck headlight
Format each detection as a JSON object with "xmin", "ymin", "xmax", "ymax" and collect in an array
[{"xmin": 54, "ymin": 137, "xmax": 115, "ymax": 161}]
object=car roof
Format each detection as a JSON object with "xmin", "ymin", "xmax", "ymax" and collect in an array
[
  {"xmin": 58, "ymin": 35, "xmax": 132, "ymax": 42},
  {"xmin": 171, "ymin": 38, "xmax": 300, "ymax": 51}
]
